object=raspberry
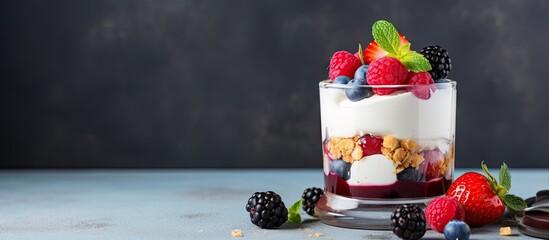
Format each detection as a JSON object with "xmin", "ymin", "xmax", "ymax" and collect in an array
[
  {"xmin": 425, "ymin": 196, "xmax": 465, "ymax": 233},
  {"xmin": 366, "ymin": 57, "xmax": 408, "ymax": 95},
  {"xmin": 328, "ymin": 51, "xmax": 362, "ymax": 80},
  {"xmin": 406, "ymin": 72, "xmax": 436, "ymax": 100},
  {"xmin": 357, "ymin": 134, "xmax": 383, "ymax": 156}
]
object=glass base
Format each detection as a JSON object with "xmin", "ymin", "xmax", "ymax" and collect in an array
[{"xmin": 315, "ymin": 191, "xmax": 438, "ymax": 230}]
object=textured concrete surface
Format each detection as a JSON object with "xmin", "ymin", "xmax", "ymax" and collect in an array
[{"xmin": 0, "ymin": 169, "xmax": 547, "ymax": 239}]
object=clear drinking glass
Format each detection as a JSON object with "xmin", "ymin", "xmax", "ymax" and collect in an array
[{"xmin": 315, "ymin": 80, "xmax": 457, "ymax": 229}]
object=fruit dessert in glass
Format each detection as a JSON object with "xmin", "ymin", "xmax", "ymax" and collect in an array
[{"xmin": 315, "ymin": 20, "xmax": 456, "ymax": 229}]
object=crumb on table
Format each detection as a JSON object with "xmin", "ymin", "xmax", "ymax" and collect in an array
[
  {"xmin": 231, "ymin": 229, "xmax": 243, "ymax": 237},
  {"xmin": 500, "ymin": 226, "xmax": 512, "ymax": 236}
]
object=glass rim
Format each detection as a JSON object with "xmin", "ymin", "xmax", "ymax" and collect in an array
[{"xmin": 319, "ymin": 79, "xmax": 456, "ymax": 89}]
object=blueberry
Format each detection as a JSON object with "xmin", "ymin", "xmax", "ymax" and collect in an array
[
  {"xmin": 354, "ymin": 65, "xmax": 369, "ymax": 80},
  {"xmin": 397, "ymin": 167, "xmax": 420, "ymax": 181},
  {"xmin": 333, "ymin": 76, "xmax": 351, "ymax": 84},
  {"xmin": 330, "ymin": 159, "xmax": 351, "ymax": 180},
  {"xmin": 444, "ymin": 220, "xmax": 470, "ymax": 240},
  {"xmin": 345, "ymin": 78, "xmax": 371, "ymax": 102}
]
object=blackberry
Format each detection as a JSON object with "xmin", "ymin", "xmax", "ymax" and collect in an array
[
  {"xmin": 301, "ymin": 187, "xmax": 324, "ymax": 216},
  {"xmin": 245, "ymin": 191, "xmax": 288, "ymax": 229},
  {"xmin": 391, "ymin": 204, "xmax": 427, "ymax": 240},
  {"xmin": 420, "ymin": 45, "xmax": 452, "ymax": 80}
]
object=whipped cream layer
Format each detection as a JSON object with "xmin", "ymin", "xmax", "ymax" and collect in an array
[
  {"xmin": 320, "ymin": 86, "xmax": 456, "ymax": 145},
  {"xmin": 348, "ymin": 154, "xmax": 396, "ymax": 185}
]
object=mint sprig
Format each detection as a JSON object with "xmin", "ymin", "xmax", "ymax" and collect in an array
[
  {"xmin": 372, "ymin": 20, "xmax": 400, "ymax": 55},
  {"xmin": 287, "ymin": 199, "xmax": 302, "ymax": 224},
  {"xmin": 481, "ymin": 161, "xmax": 527, "ymax": 212},
  {"xmin": 371, "ymin": 20, "xmax": 432, "ymax": 72},
  {"xmin": 400, "ymin": 52, "xmax": 432, "ymax": 72}
]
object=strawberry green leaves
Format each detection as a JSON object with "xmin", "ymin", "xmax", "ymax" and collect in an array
[
  {"xmin": 357, "ymin": 43, "xmax": 365, "ymax": 65},
  {"xmin": 499, "ymin": 163, "xmax": 511, "ymax": 190},
  {"xmin": 502, "ymin": 194, "xmax": 528, "ymax": 212},
  {"xmin": 287, "ymin": 199, "xmax": 302, "ymax": 224},
  {"xmin": 481, "ymin": 161, "xmax": 527, "ymax": 211},
  {"xmin": 371, "ymin": 20, "xmax": 431, "ymax": 72}
]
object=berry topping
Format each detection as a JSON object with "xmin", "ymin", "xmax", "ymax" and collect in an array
[
  {"xmin": 406, "ymin": 72, "xmax": 436, "ymax": 100},
  {"xmin": 357, "ymin": 134, "xmax": 383, "ymax": 156},
  {"xmin": 366, "ymin": 57, "xmax": 409, "ymax": 95},
  {"xmin": 425, "ymin": 196, "xmax": 465, "ymax": 233},
  {"xmin": 420, "ymin": 45, "xmax": 452, "ymax": 80},
  {"xmin": 329, "ymin": 51, "xmax": 362, "ymax": 81},
  {"xmin": 391, "ymin": 204, "xmax": 426, "ymax": 240},
  {"xmin": 301, "ymin": 187, "xmax": 324, "ymax": 216},
  {"xmin": 333, "ymin": 75, "xmax": 351, "ymax": 84},
  {"xmin": 322, "ymin": 139, "xmax": 332, "ymax": 161},
  {"xmin": 345, "ymin": 78, "xmax": 371, "ymax": 102},
  {"xmin": 444, "ymin": 220, "xmax": 470, "ymax": 240},
  {"xmin": 330, "ymin": 159, "xmax": 351, "ymax": 180},
  {"xmin": 354, "ymin": 65, "xmax": 369, "ymax": 80},
  {"xmin": 245, "ymin": 191, "xmax": 288, "ymax": 229},
  {"xmin": 397, "ymin": 167, "xmax": 421, "ymax": 181},
  {"xmin": 422, "ymin": 149, "xmax": 445, "ymax": 181},
  {"xmin": 446, "ymin": 162, "xmax": 527, "ymax": 227},
  {"xmin": 364, "ymin": 33, "xmax": 409, "ymax": 64}
]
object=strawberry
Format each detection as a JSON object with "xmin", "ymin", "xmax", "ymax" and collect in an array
[
  {"xmin": 363, "ymin": 33, "xmax": 409, "ymax": 64},
  {"xmin": 328, "ymin": 51, "xmax": 362, "ymax": 81},
  {"xmin": 425, "ymin": 196, "xmax": 465, "ymax": 233},
  {"xmin": 366, "ymin": 57, "xmax": 408, "ymax": 95},
  {"xmin": 406, "ymin": 72, "xmax": 436, "ymax": 100},
  {"xmin": 446, "ymin": 162, "xmax": 527, "ymax": 227}
]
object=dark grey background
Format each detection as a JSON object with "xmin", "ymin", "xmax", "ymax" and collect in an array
[{"xmin": 2, "ymin": 0, "xmax": 548, "ymax": 168}]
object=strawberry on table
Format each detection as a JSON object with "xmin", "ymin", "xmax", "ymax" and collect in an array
[{"xmin": 446, "ymin": 162, "xmax": 527, "ymax": 227}]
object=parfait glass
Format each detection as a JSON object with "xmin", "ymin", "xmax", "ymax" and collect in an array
[{"xmin": 315, "ymin": 80, "xmax": 457, "ymax": 229}]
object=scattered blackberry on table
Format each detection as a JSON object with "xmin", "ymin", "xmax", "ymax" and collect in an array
[
  {"xmin": 245, "ymin": 191, "xmax": 288, "ymax": 229},
  {"xmin": 391, "ymin": 204, "xmax": 426, "ymax": 240},
  {"xmin": 420, "ymin": 45, "xmax": 452, "ymax": 80},
  {"xmin": 302, "ymin": 187, "xmax": 324, "ymax": 216}
]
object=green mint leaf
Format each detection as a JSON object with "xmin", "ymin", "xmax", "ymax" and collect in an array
[
  {"xmin": 287, "ymin": 199, "xmax": 302, "ymax": 224},
  {"xmin": 398, "ymin": 43, "xmax": 411, "ymax": 56},
  {"xmin": 289, "ymin": 199, "xmax": 302, "ymax": 214},
  {"xmin": 499, "ymin": 162, "xmax": 511, "ymax": 190},
  {"xmin": 501, "ymin": 194, "xmax": 528, "ymax": 211},
  {"xmin": 372, "ymin": 20, "xmax": 400, "ymax": 55},
  {"xmin": 358, "ymin": 43, "xmax": 365, "ymax": 65},
  {"xmin": 288, "ymin": 213, "xmax": 301, "ymax": 224},
  {"xmin": 400, "ymin": 51, "xmax": 432, "ymax": 72}
]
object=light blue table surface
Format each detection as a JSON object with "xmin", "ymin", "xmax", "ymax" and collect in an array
[{"xmin": 1, "ymin": 169, "xmax": 548, "ymax": 240}]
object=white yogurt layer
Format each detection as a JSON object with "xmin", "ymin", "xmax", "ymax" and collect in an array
[
  {"xmin": 319, "ymin": 86, "xmax": 456, "ymax": 145},
  {"xmin": 348, "ymin": 154, "xmax": 397, "ymax": 185}
]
